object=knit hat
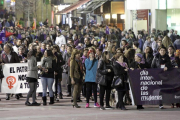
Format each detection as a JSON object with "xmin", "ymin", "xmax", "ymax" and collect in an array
[{"xmin": 136, "ymin": 53, "xmax": 145, "ymax": 64}]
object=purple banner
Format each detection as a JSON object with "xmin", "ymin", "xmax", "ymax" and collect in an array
[{"xmin": 128, "ymin": 68, "xmax": 180, "ymax": 105}]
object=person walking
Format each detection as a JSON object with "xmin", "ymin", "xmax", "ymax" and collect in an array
[{"xmin": 25, "ymin": 49, "xmax": 41, "ymax": 106}]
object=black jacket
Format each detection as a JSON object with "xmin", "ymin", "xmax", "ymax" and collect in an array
[
  {"xmin": 130, "ymin": 61, "xmax": 149, "ymax": 69},
  {"xmin": 113, "ymin": 61, "xmax": 129, "ymax": 91},
  {"xmin": 96, "ymin": 59, "xmax": 114, "ymax": 86},
  {"xmin": 143, "ymin": 53, "xmax": 154, "ymax": 68},
  {"xmin": 151, "ymin": 53, "xmax": 172, "ymax": 69},
  {"xmin": 55, "ymin": 52, "xmax": 65, "ymax": 79}
]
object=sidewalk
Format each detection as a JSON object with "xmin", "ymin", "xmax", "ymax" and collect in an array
[{"xmin": 0, "ymin": 93, "xmax": 180, "ymax": 120}]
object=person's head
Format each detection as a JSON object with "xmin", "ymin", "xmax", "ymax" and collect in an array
[
  {"xmin": 27, "ymin": 49, "xmax": 36, "ymax": 59},
  {"xmin": 96, "ymin": 48, "xmax": 102, "ymax": 56},
  {"xmin": 101, "ymin": 36, "xmax": 105, "ymax": 43},
  {"xmin": 146, "ymin": 36, "xmax": 151, "ymax": 42},
  {"xmin": 157, "ymin": 40, "xmax": 162, "ymax": 47},
  {"xmin": 41, "ymin": 42, "xmax": 46, "ymax": 49},
  {"xmin": 138, "ymin": 34, "xmax": 142, "ymax": 39},
  {"xmin": 111, "ymin": 45, "xmax": 116, "ymax": 53},
  {"xmin": 117, "ymin": 53, "xmax": 124, "ymax": 62},
  {"xmin": 116, "ymin": 48, "xmax": 123, "ymax": 56},
  {"xmin": 71, "ymin": 49, "xmax": 80, "ymax": 60},
  {"xmin": 135, "ymin": 53, "xmax": 143, "ymax": 62},
  {"xmin": 125, "ymin": 34, "xmax": 129, "ymax": 39},
  {"xmin": 46, "ymin": 44, "xmax": 51, "ymax": 50},
  {"xmin": 84, "ymin": 37, "xmax": 90, "ymax": 45},
  {"xmin": 87, "ymin": 50, "xmax": 95, "ymax": 59},
  {"xmin": 121, "ymin": 40, "xmax": 127, "ymax": 46},
  {"xmin": 158, "ymin": 46, "xmax": 167, "ymax": 56},
  {"xmin": 175, "ymin": 30, "xmax": 178, "ymax": 35},
  {"xmin": 16, "ymin": 39, "xmax": 22, "ymax": 46},
  {"xmin": 67, "ymin": 46, "xmax": 72, "ymax": 54},
  {"xmin": 52, "ymin": 45, "xmax": 58, "ymax": 54},
  {"xmin": 36, "ymin": 46, "xmax": 41, "ymax": 53},
  {"xmin": 83, "ymin": 48, "xmax": 89, "ymax": 57},
  {"xmin": 61, "ymin": 30, "xmax": 67, "ymax": 36},
  {"xmin": 4, "ymin": 44, "xmax": 12, "ymax": 54},
  {"xmin": 133, "ymin": 41, "xmax": 139, "ymax": 49},
  {"xmin": 93, "ymin": 40, "xmax": 98, "ymax": 47},
  {"xmin": 61, "ymin": 44, "xmax": 65, "ymax": 51},
  {"xmin": 168, "ymin": 46, "xmax": 175, "ymax": 55},
  {"xmin": 144, "ymin": 46, "xmax": 153, "ymax": 54},
  {"xmin": 163, "ymin": 31, "xmax": 167, "ymax": 36},
  {"xmin": 18, "ymin": 46, "xmax": 24, "ymax": 54},
  {"xmin": 44, "ymin": 50, "xmax": 54, "ymax": 58},
  {"xmin": 102, "ymin": 51, "xmax": 110, "ymax": 62},
  {"xmin": 73, "ymin": 34, "xmax": 78, "ymax": 40}
]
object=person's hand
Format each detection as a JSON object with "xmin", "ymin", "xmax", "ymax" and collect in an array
[
  {"xmin": 90, "ymin": 57, "xmax": 94, "ymax": 61},
  {"xmin": 130, "ymin": 68, "xmax": 134, "ymax": 70},
  {"xmin": 38, "ymin": 65, "xmax": 41, "ymax": 69},
  {"xmin": 1, "ymin": 63, "xmax": 4, "ymax": 65},
  {"xmin": 55, "ymin": 72, "xmax": 58, "ymax": 75},
  {"xmin": 71, "ymin": 78, "xmax": 75, "ymax": 85},
  {"xmin": 164, "ymin": 67, "xmax": 167, "ymax": 71},
  {"xmin": 124, "ymin": 68, "xmax": 129, "ymax": 71},
  {"xmin": 175, "ymin": 66, "xmax": 178, "ymax": 68},
  {"xmin": 108, "ymin": 69, "xmax": 111, "ymax": 72},
  {"xmin": 45, "ymin": 69, "xmax": 48, "ymax": 73}
]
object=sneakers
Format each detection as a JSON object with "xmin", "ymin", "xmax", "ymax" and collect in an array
[
  {"xmin": 159, "ymin": 106, "xmax": 164, "ymax": 109},
  {"xmin": 105, "ymin": 106, "xmax": 113, "ymax": 110},
  {"xmin": 100, "ymin": 106, "xmax": 105, "ymax": 110},
  {"xmin": 94, "ymin": 102, "xmax": 100, "ymax": 108},
  {"xmin": 85, "ymin": 103, "xmax": 89, "ymax": 108}
]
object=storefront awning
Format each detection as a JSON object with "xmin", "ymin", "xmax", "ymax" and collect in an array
[
  {"xmin": 77, "ymin": 0, "xmax": 108, "ymax": 14},
  {"xmin": 55, "ymin": 0, "xmax": 91, "ymax": 15}
]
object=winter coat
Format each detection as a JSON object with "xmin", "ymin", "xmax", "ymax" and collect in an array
[{"xmin": 85, "ymin": 58, "xmax": 98, "ymax": 83}]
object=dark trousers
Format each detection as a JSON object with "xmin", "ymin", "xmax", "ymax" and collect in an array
[
  {"xmin": 86, "ymin": 82, "xmax": 97, "ymax": 103},
  {"xmin": 99, "ymin": 84, "xmax": 111, "ymax": 106},
  {"xmin": 82, "ymin": 82, "xmax": 86, "ymax": 97},
  {"xmin": 26, "ymin": 82, "xmax": 37, "ymax": 103},
  {"xmin": 73, "ymin": 83, "xmax": 82, "ymax": 105},
  {"xmin": 117, "ymin": 91, "xmax": 125, "ymax": 108},
  {"xmin": 67, "ymin": 84, "xmax": 71, "ymax": 94}
]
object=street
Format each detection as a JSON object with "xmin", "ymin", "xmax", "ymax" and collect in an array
[{"xmin": 0, "ymin": 93, "xmax": 180, "ymax": 120}]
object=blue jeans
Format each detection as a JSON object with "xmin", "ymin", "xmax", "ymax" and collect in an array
[{"xmin": 41, "ymin": 77, "xmax": 54, "ymax": 97}]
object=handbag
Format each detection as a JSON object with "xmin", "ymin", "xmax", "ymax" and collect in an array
[
  {"xmin": 111, "ymin": 76, "xmax": 123, "ymax": 88},
  {"xmin": 96, "ymin": 73, "xmax": 107, "ymax": 86}
]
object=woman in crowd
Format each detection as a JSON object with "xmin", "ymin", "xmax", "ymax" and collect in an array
[
  {"xmin": 52, "ymin": 45, "xmax": 65, "ymax": 100},
  {"xmin": 168, "ymin": 46, "xmax": 178, "ymax": 68},
  {"xmin": 85, "ymin": 50, "xmax": 99, "ymax": 108},
  {"xmin": 130, "ymin": 53, "xmax": 149, "ymax": 109},
  {"xmin": 70, "ymin": 49, "xmax": 83, "ymax": 108},
  {"xmin": 25, "ymin": 49, "xmax": 41, "ymax": 106},
  {"xmin": 96, "ymin": 51, "xmax": 114, "ymax": 110},
  {"xmin": 41, "ymin": 50, "xmax": 57, "ymax": 105},
  {"xmin": 151, "ymin": 46, "xmax": 172, "ymax": 109},
  {"xmin": 113, "ymin": 53, "xmax": 129, "ymax": 110},
  {"xmin": 143, "ymin": 46, "xmax": 154, "ymax": 68}
]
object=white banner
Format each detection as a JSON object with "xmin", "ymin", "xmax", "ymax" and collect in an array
[{"xmin": 1, "ymin": 63, "xmax": 55, "ymax": 93}]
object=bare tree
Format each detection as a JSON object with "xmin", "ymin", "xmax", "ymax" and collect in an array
[{"xmin": 15, "ymin": 0, "xmax": 41, "ymax": 27}]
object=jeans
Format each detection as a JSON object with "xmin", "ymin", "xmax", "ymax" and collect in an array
[{"xmin": 41, "ymin": 77, "xmax": 54, "ymax": 97}]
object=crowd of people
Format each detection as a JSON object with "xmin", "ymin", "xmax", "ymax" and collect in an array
[{"xmin": 0, "ymin": 17, "xmax": 180, "ymax": 110}]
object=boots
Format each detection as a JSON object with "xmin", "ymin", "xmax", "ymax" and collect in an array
[
  {"xmin": 59, "ymin": 92, "xmax": 63, "ymax": 99},
  {"xmin": 42, "ymin": 97, "xmax": 47, "ymax": 106},
  {"xmin": 49, "ymin": 97, "xmax": 54, "ymax": 105}
]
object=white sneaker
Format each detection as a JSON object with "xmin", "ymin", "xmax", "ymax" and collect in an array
[{"xmin": 159, "ymin": 106, "xmax": 164, "ymax": 109}]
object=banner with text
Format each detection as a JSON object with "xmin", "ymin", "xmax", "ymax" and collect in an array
[
  {"xmin": 1, "ymin": 63, "xmax": 54, "ymax": 93},
  {"xmin": 128, "ymin": 68, "xmax": 180, "ymax": 105}
]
